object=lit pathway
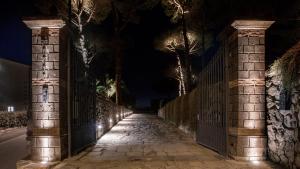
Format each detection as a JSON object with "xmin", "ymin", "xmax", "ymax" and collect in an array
[{"xmin": 55, "ymin": 114, "xmax": 279, "ymax": 169}]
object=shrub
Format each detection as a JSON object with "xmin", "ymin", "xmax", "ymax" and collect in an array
[{"xmin": 0, "ymin": 111, "xmax": 27, "ymax": 128}]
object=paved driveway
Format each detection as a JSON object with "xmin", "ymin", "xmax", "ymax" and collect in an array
[{"xmin": 55, "ymin": 114, "xmax": 280, "ymax": 169}]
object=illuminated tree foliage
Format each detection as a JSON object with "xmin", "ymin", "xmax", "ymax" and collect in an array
[
  {"xmin": 36, "ymin": 0, "xmax": 159, "ymax": 105},
  {"xmin": 268, "ymin": 50, "xmax": 300, "ymax": 91},
  {"xmin": 96, "ymin": 74, "xmax": 131, "ymax": 104},
  {"xmin": 35, "ymin": 0, "xmax": 111, "ymax": 68},
  {"xmin": 96, "ymin": 75, "xmax": 116, "ymax": 99},
  {"xmin": 156, "ymin": 30, "xmax": 199, "ymax": 95},
  {"xmin": 161, "ymin": 0, "xmax": 195, "ymax": 92}
]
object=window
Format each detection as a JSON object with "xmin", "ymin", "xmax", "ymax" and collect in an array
[{"xmin": 7, "ymin": 106, "xmax": 14, "ymax": 112}]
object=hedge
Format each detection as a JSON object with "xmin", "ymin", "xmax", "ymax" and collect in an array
[{"xmin": 0, "ymin": 111, "xmax": 27, "ymax": 128}]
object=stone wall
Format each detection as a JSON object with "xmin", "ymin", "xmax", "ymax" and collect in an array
[
  {"xmin": 159, "ymin": 88, "xmax": 198, "ymax": 139},
  {"xmin": 96, "ymin": 96, "xmax": 133, "ymax": 139},
  {"xmin": 266, "ymin": 42, "xmax": 300, "ymax": 168}
]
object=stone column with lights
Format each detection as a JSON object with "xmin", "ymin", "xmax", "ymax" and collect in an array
[
  {"xmin": 227, "ymin": 20, "xmax": 274, "ymax": 160},
  {"xmin": 23, "ymin": 19, "xmax": 68, "ymax": 162}
]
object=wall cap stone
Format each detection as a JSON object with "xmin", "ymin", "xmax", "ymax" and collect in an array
[
  {"xmin": 231, "ymin": 20, "xmax": 274, "ymax": 30},
  {"xmin": 23, "ymin": 18, "xmax": 65, "ymax": 29}
]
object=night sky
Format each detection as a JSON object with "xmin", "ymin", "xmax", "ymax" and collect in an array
[
  {"xmin": 1, "ymin": 0, "xmax": 299, "ymax": 108},
  {"xmin": 0, "ymin": 1, "xmax": 180, "ymax": 108},
  {"xmin": 122, "ymin": 6, "xmax": 178, "ymax": 107},
  {"xmin": 0, "ymin": 1, "xmax": 34, "ymax": 65}
]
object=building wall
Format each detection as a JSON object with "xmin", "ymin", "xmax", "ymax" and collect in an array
[{"xmin": 0, "ymin": 58, "xmax": 30, "ymax": 111}]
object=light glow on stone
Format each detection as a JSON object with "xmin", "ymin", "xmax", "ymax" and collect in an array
[
  {"xmin": 40, "ymin": 137, "xmax": 49, "ymax": 147},
  {"xmin": 98, "ymin": 125, "xmax": 102, "ymax": 129},
  {"xmin": 251, "ymin": 160, "xmax": 260, "ymax": 165},
  {"xmin": 109, "ymin": 119, "xmax": 113, "ymax": 123},
  {"xmin": 41, "ymin": 161, "xmax": 47, "ymax": 164}
]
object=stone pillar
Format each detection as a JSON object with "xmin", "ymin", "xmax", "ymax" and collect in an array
[
  {"xmin": 227, "ymin": 20, "xmax": 274, "ymax": 161},
  {"xmin": 23, "ymin": 19, "xmax": 68, "ymax": 162}
]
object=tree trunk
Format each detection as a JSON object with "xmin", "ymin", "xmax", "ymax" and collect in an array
[
  {"xmin": 181, "ymin": 14, "xmax": 192, "ymax": 92},
  {"xmin": 178, "ymin": 78, "xmax": 182, "ymax": 96},
  {"xmin": 177, "ymin": 55, "xmax": 186, "ymax": 95},
  {"xmin": 201, "ymin": 1, "xmax": 206, "ymax": 69},
  {"xmin": 77, "ymin": 16, "xmax": 89, "ymax": 68},
  {"xmin": 115, "ymin": 38, "xmax": 122, "ymax": 105},
  {"xmin": 176, "ymin": 55, "xmax": 186, "ymax": 96},
  {"xmin": 111, "ymin": 1, "xmax": 123, "ymax": 105}
]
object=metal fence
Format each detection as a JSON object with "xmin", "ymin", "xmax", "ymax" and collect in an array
[
  {"xmin": 196, "ymin": 46, "xmax": 228, "ymax": 155},
  {"xmin": 70, "ymin": 45, "xmax": 96, "ymax": 155}
]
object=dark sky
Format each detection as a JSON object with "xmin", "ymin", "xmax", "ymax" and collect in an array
[
  {"xmin": 1, "ymin": 0, "xmax": 299, "ymax": 108},
  {"xmin": 0, "ymin": 1, "xmax": 35, "ymax": 65},
  {"xmin": 0, "ymin": 1, "xmax": 179, "ymax": 108},
  {"xmin": 122, "ymin": 5, "xmax": 178, "ymax": 107}
]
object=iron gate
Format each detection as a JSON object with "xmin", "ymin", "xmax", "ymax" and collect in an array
[
  {"xmin": 196, "ymin": 45, "xmax": 227, "ymax": 155},
  {"xmin": 70, "ymin": 44, "xmax": 96, "ymax": 155}
]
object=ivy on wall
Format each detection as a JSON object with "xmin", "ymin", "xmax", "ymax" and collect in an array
[
  {"xmin": 268, "ymin": 49, "xmax": 300, "ymax": 91},
  {"xmin": 266, "ymin": 43, "xmax": 300, "ymax": 169}
]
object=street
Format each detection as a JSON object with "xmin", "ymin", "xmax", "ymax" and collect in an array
[{"xmin": 0, "ymin": 128, "xmax": 28, "ymax": 169}]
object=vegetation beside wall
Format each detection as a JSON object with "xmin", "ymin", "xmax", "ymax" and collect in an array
[
  {"xmin": 0, "ymin": 111, "xmax": 27, "ymax": 128},
  {"xmin": 95, "ymin": 96, "xmax": 133, "ymax": 139},
  {"xmin": 266, "ymin": 42, "xmax": 300, "ymax": 169}
]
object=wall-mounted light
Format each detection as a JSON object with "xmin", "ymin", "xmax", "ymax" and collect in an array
[
  {"xmin": 97, "ymin": 125, "xmax": 102, "ymax": 129},
  {"xmin": 42, "ymin": 84, "xmax": 49, "ymax": 103},
  {"xmin": 109, "ymin": 119, "xmax": 113, "ymax": 123}
]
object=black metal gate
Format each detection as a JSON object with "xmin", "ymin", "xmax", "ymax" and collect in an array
[
  {"xmin": 196, "ymin": 46, "xmax": 227, "ymax": 155},
  {"xmin": 70, "ymin": 44, "xmax": 96, "ymax": 155}
]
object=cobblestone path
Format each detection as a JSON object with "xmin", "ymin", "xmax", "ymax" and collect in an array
[{"xmin": 55, "ymin": 114, "xmax": 280, "ymax": 169}]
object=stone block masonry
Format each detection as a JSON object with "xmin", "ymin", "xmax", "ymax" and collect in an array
[
  {"xmin": 23, "ymin": 19, "xmax": 67, "ymax": 162},
  {"xmin": 228, "ymin": 20, "xmax": 274, "ymax": 161}
]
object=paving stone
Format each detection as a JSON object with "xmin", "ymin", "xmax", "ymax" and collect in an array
[{"xmin": 54, "ymin": 114, "xmax": 280, "ymax": 169}]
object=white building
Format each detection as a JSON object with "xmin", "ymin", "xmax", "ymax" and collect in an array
[{"xmin": 0, "ymin": 58, "xmax": 30, "ymax": 111}]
